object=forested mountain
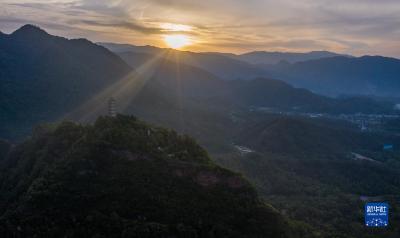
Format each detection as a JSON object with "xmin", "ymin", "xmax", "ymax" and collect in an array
[
  {"xmin": 0, "ymin": 25, "xmax": 131, "ymax": 140},
  {"xmin": 265, "ymin": 56, "xmax": 400, "ymax": 97},
  {"xmin": 0, "ymin": 115, "xmax": 302, "ymax": 237},
  {"xmin": 0, "ymin": 25, "xmax": 131, "ymax": 139}
]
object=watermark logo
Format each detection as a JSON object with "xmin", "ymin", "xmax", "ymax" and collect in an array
[{"xmin": 365, "ymin": 202, "xmax": 389, "ymax": 227}]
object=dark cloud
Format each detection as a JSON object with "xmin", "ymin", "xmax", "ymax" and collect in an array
[
  {"xmin": 77, "ymin": 19, "xmax": 163, "ymax": 34},
  {"xmin": 138, "ymin": 0, "xmax": 205, "ymax": 12},
  {"xmin": 0, "ymin": 16, "xmax": 80, "ymax": 34}
]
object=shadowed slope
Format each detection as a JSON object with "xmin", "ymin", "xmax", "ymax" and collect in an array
[
  {"xmin": 0, "ymin": 25, "xmax": 132, "ymax": 140},
  {"xmin": 0, "ymin": 115, "xmax": 298, "ymax": 238}
]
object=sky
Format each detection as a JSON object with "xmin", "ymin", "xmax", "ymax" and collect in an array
[{"xmin": 1, "ymin": 0, "xmax": 400, "ymax": 57}]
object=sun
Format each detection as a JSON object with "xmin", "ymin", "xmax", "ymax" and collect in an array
[{"xmin": 164, "ymin": 35, "xmax": 191, "ymax": 49}]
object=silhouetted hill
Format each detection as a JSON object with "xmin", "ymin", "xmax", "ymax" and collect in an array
[
  {"xmin": 0, "ymin": 115, "xmax": 297, "ymax": 237},
  {"xmin": 100, "ymin": 42, "xmax": 268, "ymax": 80},
  {"xmin": 266, "ymin": 56, "xmax": 400, "ymax": 97},
  {"xmin": 235, "ymin": 51, "xmax": 347, "ymax": 65},
  {"xmin": 0, "ymin": 25, "xmax": 132, "ymax": 140},
  {"xmin": 11, "ymin": 24, "xmax": 49, "ymax": 39}
]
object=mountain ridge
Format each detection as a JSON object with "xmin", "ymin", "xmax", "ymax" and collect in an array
[
  {"xmin": 235, "ymin": 50, "xmax": 350, "ymax": 65},
  {"xmin": 99, "ymin": 42, "xmax": 270, "ymax": 80},
  {"xmin": 0, "ymin": 24, "xmax": 132, "ymax": 140},
  {"xmin": 265, "ymin": 55, "xmax": 400, "ymax": 97},
  {"xmin": 99, "ymin": 42, "xmax": 351, "ymax": 64},
  {"xmin": 101, "ymin": 42, "xmax": 400, "ymax": 97}
]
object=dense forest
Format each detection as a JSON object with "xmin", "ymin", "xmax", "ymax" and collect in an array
[
  {"xmin": 0, "ymin": 115, "xmax": 308, "ymax": 237},
  {"xmin": 215, "ymin": 113, "xmax": 400, "ymax": 238}
]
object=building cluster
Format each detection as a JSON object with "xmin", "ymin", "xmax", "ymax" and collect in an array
[{"xmin": 250, "ymin": 106, "xmax": 400, "ymax": 133}]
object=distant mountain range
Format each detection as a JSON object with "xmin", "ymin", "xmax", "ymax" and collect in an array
[
  {"xmin": 99, "ymin": 42, "xmax": 267, "ymax": 80},
  {"xmin": 101, "ymin": 44, "xmax": 397, "ymax": 114},
  {"xmin": 101, "ymin": 42, "xmax": 400, "ymax": 98},
  {"xmin": 264, "ymin": 56, "xmax": 400, "ymax": 97},
  {"xmin": 104, "ymin": 48, "xmax": 397, "ymax": 118},
  {"xmin": 0, "ymin": 25, "xmax": 397, "ymax": 140},
  {"xmin": 100, "ymin": 42, "xmax": 346, "ymax": 65},
  {"xmin": 231, "ymin": 50, "xmax": 349, "ymax": 65}
]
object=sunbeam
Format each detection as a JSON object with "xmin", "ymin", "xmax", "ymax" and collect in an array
[
  {"xmin": 173, "ymin": 49, "xmax": 185, "ymax": 133},
  {"xmin": 63, "ymin": 51, "xmax": 168, "ymax": 123}
]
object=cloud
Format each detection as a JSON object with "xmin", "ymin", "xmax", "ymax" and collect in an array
[
  {"xmin": 1, "ymin": 0, "xmax": 400, "ymax": 57},
  {"xmin": 77, "ymin": 20, "xmax": 163, "ymax": 34}
]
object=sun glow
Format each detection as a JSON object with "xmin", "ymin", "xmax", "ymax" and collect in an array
[
  {"xmin": 164, "ymin": 35, "xmax": 191, "ymax": 49},
  {"xmin": 161, "ymin": 23, "xmax": 193, "ymax": 32}
]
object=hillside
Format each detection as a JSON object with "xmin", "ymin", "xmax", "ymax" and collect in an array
[
  {"xmin": 235, "ymin": 114, "xmax": 400, "ymax": 159},
  {"xmin": 0, "ymin": 115, "xmax": 300, "ymax": 237},
  {"xmin": 220, "ymin": 151, "xmax": 400, "ymax": 238},
  {"xmin": 0, "ymin": 25, "xmax": 132, "ymax": 140},
  {"xmin": 265, "ymin": 56, "xmax": 400, "ymax": 97},
  {"xmin": 218, "ymin": 113, "xmax": 400, "ymax": 237}
]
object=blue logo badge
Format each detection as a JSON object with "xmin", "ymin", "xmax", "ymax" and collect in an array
[{"xmin": 365, "ymin": 202, "xmax": 389, "ymax": 227}]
